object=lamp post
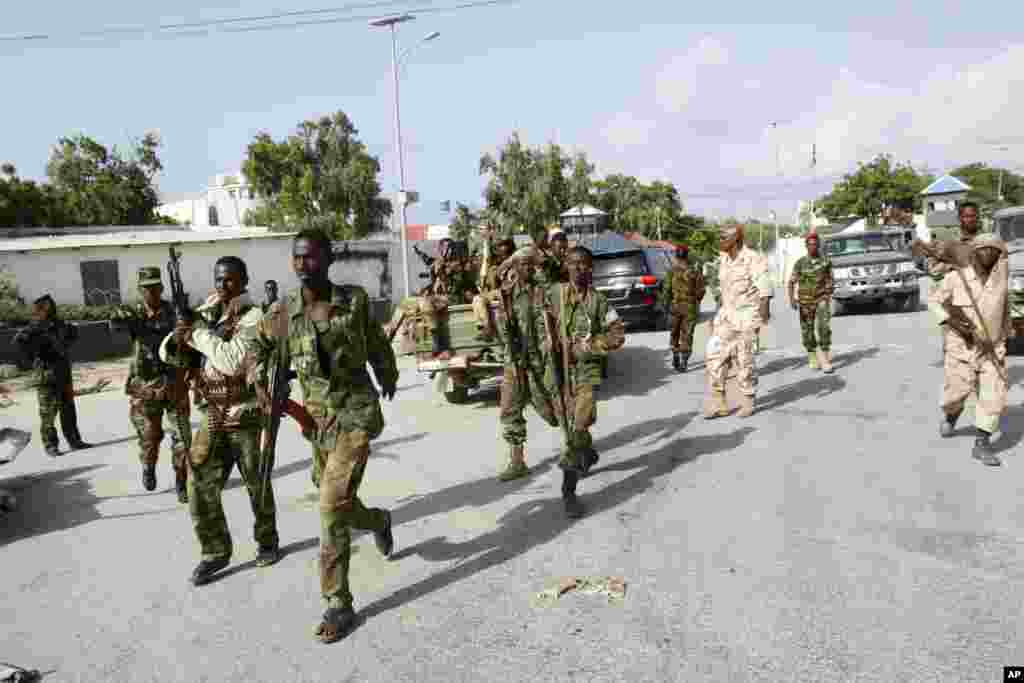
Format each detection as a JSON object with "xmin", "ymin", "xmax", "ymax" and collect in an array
[{"xmin": 370, "ymin": 14, "xmax": 440, "ymax": 298}]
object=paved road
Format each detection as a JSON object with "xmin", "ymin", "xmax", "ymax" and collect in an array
[{"xmin": 3, "ymin": 288, "xmax": 1024, "ymax": 682}]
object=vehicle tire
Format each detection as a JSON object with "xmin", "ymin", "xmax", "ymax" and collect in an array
[
  {"xmin": 831, "ymin": 299, "xmax": 845, "ymax": 316},
  {"xmin": 444, "ymin": 385, "xmax": 469, "ymax": 404},
  {"xmin": 905, "ymin": 290, "xmax": 921, "ymax": 312}
]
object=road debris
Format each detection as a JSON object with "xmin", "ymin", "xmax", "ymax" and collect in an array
[{"xmin": 534, "ymin": 576, "xmax": 627, "ymax": 607}]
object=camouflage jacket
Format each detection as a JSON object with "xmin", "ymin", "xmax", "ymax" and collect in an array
[
  {"xmin": 252, "ymin": 284, "xmax": 399, "ymax": 450},
  {"xmin": 498, "ymin": 273, "xmax": 549, "ymax": 372},
  {"xmin": 927, "ymin": 234, "xmax": 976, "ymax": 283},
  {"xmin": 547, "ymin": 283, "xmax": 625, "ymax": 387},
  {"xmin": 537, "ymin": 252, "xmax": 568, "ymax": 285},
  {"xmin": 428, "ymin": 258, "xmax": 478, "ymax": 303},
  {"xmin": 715, "ymin": 246, "xmax": 773, "ymax": 329},
  {"xmin": 160, "ymin": 292, "xmax": 263, "ymax": 428},
  {"xmin": 14, "ymin": 318, "xmax": 77, "ymax": 385},
  {"xmin": 111, "ymin": 300, "xmax": 177, "ymax": 385},
  {"xmin": 788, "ymin": 255, "xmax": 834, "ymax": 304},
  {"xmin": 661, "ymin": 262, "xmax": 706, "ymax": 313}
]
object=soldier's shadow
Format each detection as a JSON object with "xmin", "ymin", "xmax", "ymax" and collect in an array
[
  {"xmin": 993, "ymin": 405, "xmax": 1024, "ymax": 455},
  {"xmin": 352, "ymin": 425, "xmax": 755, "ymax": 633},
  {"xmin": 753, "ymin": 374, "xmax": 847, "ymax": 413},
  {"xmin": 595, "ymin": 343, "xmax": 677, "ymax": 399}
]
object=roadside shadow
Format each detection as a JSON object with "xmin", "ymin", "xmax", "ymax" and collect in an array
[
  {"xmin": 598, "ymin": 343, "xmax": 677, "ymax": 399},
  {"xmin": 591, "ymin": 412, "xmax": 698, "ymax": 453},
  {"xmin": 754, "ymin": 374, "xmax": 847, "ymax": 413},
  {"xmin": 197, "ymin": 535, "xmax": 325, "ymax": 586},
  {"xmin": 86, "ymin": 435, "xmax": 136, "ymax": 449},
  {"xmin": 994, "ymin": 405, "xmax": 1024, "ymax": 455},
  {"xmin": 357, "ymin": 426, "xmax": 755, "ymax": 630},
  {"xmin": 830, "ymin": 346, "xmax": 882, "ymax": 371},
  {"xmin": 0, "ymin": 465, "xmax": 106, "ymax": 545}
]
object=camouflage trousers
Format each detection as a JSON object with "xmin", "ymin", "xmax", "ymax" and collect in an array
[
  {"xmin": 499, "ymin": 362, "xmax": 594, "ymax": 469},
  {"xmin": 129, "ymin": 396, "xmax": 188, "ymax": 471},
  {"xmin": 471, "ymin": 292, "xmax": 500, "ymax": 331},
  {"xmin": 706, "ymin": 321, "xmax": 757, "ymax": 397},
  {"xmin": 669, "ymin": 304, "xmax": 699, "ymax": 354},
  {"xmin": 798, "ymin": 299, "xmax": 832, "ymax": 352},
  {"xmin": 317, "ymin": 429, "xmax": 389, "ymax": 609},
  {"xmin": 942, "ymin": 343, "xmax": 1008, "ymax": 433},
  {"xmin": 36, "ymin": 366, "xmax": 82, "ymax": 449},
  {"xmin": 186, "ymin": 415, "xmax": 279, "ymax": 561}
]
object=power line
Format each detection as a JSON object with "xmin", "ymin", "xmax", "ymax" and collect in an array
[{"xmin": 1, "ymin": 0, "xmax": 518, "ymax": 45}]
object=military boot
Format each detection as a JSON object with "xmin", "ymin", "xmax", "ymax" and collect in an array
[
  {"xmin": 817, "ymin": 349, "xmax": 833, "ymax": 374},
  {"xmin": 940, "ymin": 411, "xmax": 960, "ymax": 438},
  {"xmin": 44, "ymin": 445, "xmax": 60, "ymax": 458},
  {"xmin": 703, "ymin": 391, "xmax": 729, "ymax": 419},
  {"xmin": 175, "ymin": 467, "xmax": 188, "ymax": 504},
  {"xmin": 498, "ymin": 445, "xmax": 529, "ymax": 481},
  {"xmin": 737, "ymin": 395, "xmax": 756, "ymax": 418},
  {"xmin": 561, "ymin": 471, "xmax": 585, "ymax": 519},
  {"xmin": 672, "ymin": 352, "xmax": 682, "ymax": 372},
  {"xmin": 807, "ymin": 351, "xmax": 819, "ymax": 370},
  {"xmin": 972, "ymin": 429, "xmax": 1002, "ymax": 466},
  {"xmin": 142, "ymin": 463, "xmax": 157, "ymax": 492},
  {"xmin": 431, "ymin": 328, "xmax": 451, "ymax": 360},
  {"xmin": 679, "ymin": 354, "xmax": 690, "ymax": 373},
  {"xmin": 191, "ymin": 557, "xmax": 231, "ymax": 586}
]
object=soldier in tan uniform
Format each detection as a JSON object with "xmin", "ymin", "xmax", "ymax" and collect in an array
[
  {"xmin": 929, "ymin": 233, "xmax": 1011, "ymax": 466},
  {"xmin": 704, "ymin": 223, "xmax": 773, "ymax": 419}
]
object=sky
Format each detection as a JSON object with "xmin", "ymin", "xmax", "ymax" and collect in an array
[{"xmin": 3, "ymin": 0, "xmax": 1024, "ymax": 225}]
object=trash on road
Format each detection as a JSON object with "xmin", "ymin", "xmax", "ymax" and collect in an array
[
  {"xmin": 0, "ymin": 662, "xmax": 42, "ymax": 682},
  {"xmin": 0, "ymin": 427, "xmax": 31, "ymax": 464},
  {"xmin": 534, "ymin": 576, "xmax": 627, "ymax": 607}
]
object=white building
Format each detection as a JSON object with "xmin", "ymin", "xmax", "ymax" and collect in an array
[
  {"xmin": 0, "ymin": 226, "xmax": 297, "ymax": 307},
  {"xmin": 157, "ymin": 172, "xmax": 265, "ymax": 229}
]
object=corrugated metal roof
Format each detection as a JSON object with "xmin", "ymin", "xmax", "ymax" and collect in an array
[
  {"xmin": 921, "ymin": 175, "xmax": 971, "ymax": 195},
  {"xmin": 0, "ymin": 228, "xmax": 296, "ymax": 253}
]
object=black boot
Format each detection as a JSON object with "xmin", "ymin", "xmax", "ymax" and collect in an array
[
  {"xmin": 972, "ymin": 429, "xmax": 1002, "ymax": 466},
  {"xmin": 374, "ymin": 509, "xmax": 395, "ymax": 558},
  {"xmin": 561, "ymin": 471, "xmax": 585, "ymax": 518},
  {"xmin": 142, "ymin": 463, "xmax": 157, "ymax": 492},
  {"xmin": 940, "ymin": 412, "xmax": 959, "ymax": 438},
  {"xmin": 679, "ymin": 354, "xmax": 690, "ymax": 373},
  {"xmin": 431, "ymin": 329, "xmax": 449, "ymax": 357},
  {"xmin": 45, "ymin": 445, "xmax": 60, "ymax": 458},
  {"xmin": 175, "ymin": 467, "xmax": 188, "ymax": 504},
  {"xmin": 672, "ymin": 352, "xmax": 681, "ymax": 371},
  {"xmin": 191, "ymin": 557, "xmax": 231, "ymax": 586}
]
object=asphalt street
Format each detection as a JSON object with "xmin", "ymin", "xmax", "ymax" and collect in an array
[{"xmin": 3, "ymin": 284, "xmax": 1024, "ymax": 682}]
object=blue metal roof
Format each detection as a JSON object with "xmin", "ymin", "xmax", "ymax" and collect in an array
[{"xmin": 921, "ymin": 175, "xmax": 971, "ymax": 195}]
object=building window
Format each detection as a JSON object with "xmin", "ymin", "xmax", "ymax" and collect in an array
[
  {"xmin": 80, "ymin": 260, "xmax": 122, "ymax": 306},
  {"xmin": 209, "ymin": 206, "xmax": 219, "ymax": 226}
]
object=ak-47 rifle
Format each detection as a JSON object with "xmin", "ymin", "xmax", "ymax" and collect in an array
[
  {"xmin": 413, "ymin": 244, "xmax": 435, "ymax": 268},
  {"xmin": 259, "ymin": 311, "xmax": 316, "ymax": 506},
  {"xmin": 166, "ymin": 247, "xmax": 201, "ymax": 450},
  {"xmin": 540, "ymin": 284, "xmax": 574, "ymax": 446}
]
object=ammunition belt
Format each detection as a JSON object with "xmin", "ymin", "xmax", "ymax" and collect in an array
[{"xmin": 197, "ymin": 377, "xmax": 249, "ymax": 433}]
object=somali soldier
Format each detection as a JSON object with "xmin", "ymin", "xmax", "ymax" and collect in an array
[
  {"xmin": 660, "ymin": 244, "xmax": 706, "ymax": 372},
  {"xmin": 536, "ymin": 225, "xmax": 570, "ymax": 285},
  {"xmin": 14, "ymin": 295, "xmax": 92, "ymax": 457},
  {"xmin": 787, "ymin": 231, "xmax": 835, "ymax": 373},
  {"xmin": 545, "ymin": 245, "xmax": 626, "ymax": 516},
  {"xmin": 161, "ymin": 256, "xmax": 281, "ymax": 586},
  {"xmin": 929, "ymin": 233, "xmax": 1011, "ymax": 466},
  {"xmin": 263, "ymin": 280, "xmax": 279, "ymax": 313},
  {"xmin": 473, "ymin": 237, "xmax": 517, "ymax": 340},
  {"xmin": 252, "ymin": 229, "xmax": 399, "ymax": 644},
  {"xmin": 704, "ymin": 223, "xmax": 773, "ymax": 419},
  {"xmin": 110, "ymin": 267, "xmax": 191, "ymax": 499}
]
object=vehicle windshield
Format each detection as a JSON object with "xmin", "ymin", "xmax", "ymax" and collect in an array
[
  {"xmin": 825, "ymin": 235, "xmax": 899, "ymax": 257},
  {"xmin": 996, "ymin": 214, "xmax": 1024, "ymax": 242},
  {"xmin": 593, "ymin": 252, "xmax": 648, "ymax": 279}
]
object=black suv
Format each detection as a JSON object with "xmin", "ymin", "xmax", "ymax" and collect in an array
[{"xmin": 591, "ymin": 246, "xmax": 672, "ymax": 329}]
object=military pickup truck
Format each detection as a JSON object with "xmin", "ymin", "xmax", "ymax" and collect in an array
[
  {"xmin": 993, "ymin": 206, "xmax": 1024, "ymax": 341},
  {"xmin": 394, "ymin": 301, "xmax": 506, "ymax": 404},
  {"xmin": 823, "ymin": 227, "xmax": 922, "ymax": 315}
]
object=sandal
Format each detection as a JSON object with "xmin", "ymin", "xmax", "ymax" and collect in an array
[{"xmin": 314, "ymin": 607, "xmax": 357, "ymax": 644}]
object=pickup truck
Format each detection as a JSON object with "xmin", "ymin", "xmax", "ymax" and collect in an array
[
  {"xmin": 993, "ymin": 206, "xmax": 1024, "ymax": 342},
  {"xmin": 823, "ymin": 229, "xmax": 922, "ymax": 315},
  {"xmin": 394, "ymin": 300, "xmax": 506, "ymax": 404}
]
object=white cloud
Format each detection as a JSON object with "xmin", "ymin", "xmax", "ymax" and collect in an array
[{"xmin": 654, "ymin": 36, "xmax": 731, "ymax": 113}]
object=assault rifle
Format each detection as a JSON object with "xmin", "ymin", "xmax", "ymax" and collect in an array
[
  {"xmin": 541, "ymin": 286, "xmax": 574, "ymax": 448},
  {"xmin": 166, "ymin": 247, "xmax": 202, "ymax": 453},
  {"xmin": 413, "ymin": 244, "xmax": 435, "ymax": 267}
]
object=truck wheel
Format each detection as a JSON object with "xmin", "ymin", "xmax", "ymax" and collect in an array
[
  {"xmin": 831, "ymin": 299, "xmax": 845, "ymax": 316},
  {"xmin": 444, "ymin": 386, "xmax": 469, "ymax": 404}
]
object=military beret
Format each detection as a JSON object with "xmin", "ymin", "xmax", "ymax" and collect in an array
[
  {"xmin": 675, "ymin": 244, "xmax": 689, "ymax": 256},
  {"xmin": 137, "ymin": 266, "xmax": 162, "ymax": 287}
]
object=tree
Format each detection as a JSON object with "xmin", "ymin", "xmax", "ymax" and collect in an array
[
  {"xmin": 448, "ymin": 203, "xmax": 477, "ymax": 242},
  {"xmin": 242, "ymin": 111, "xmax": 391, "ymax": 239},
  {"xmin": 949, "ymin": 162, "xmax": 1024, "ymax": 217},
  {"xmin": 45, "ymin": 132, "xmax": 164, "ymax": 226},
  {"xmin": 479, "ymin": 133, "xmax": 596, "ymax": 242},
  {"xmin": 815, "ymin": 154, "xmax": 933, "ymax": 225},
  {"xmin": 0, "ymin": 164, "xmax": 62, "ymax": 227}
]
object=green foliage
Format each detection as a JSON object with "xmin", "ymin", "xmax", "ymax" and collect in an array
[
  {"xmin": 949, "ymin": 162, "xmax": 1024, "ymax": 217},
  {"xmin": 242, "ymin": 111, "xmax": 391, "ymax": 239},
  {"xmin": 0, "ymin": 132, "xmax": 164, "ymax": 227},
  {"xmin": 592, "ymin": 175, "xmax": 701, "ymax": 242},
  {"xmin": 448, "ymin": 203, "xmax": 477, "ymax": 242},
  {"xmin": 815, "ymin": 154, "xmax": 933, "ymax": 225},
  {"xmin": 0, "ymin": 265, "xmax": 20, "ymax": 303},
  {"xmin": 0, "ymin": 301, "xmax": 122, "ymax": 324}
]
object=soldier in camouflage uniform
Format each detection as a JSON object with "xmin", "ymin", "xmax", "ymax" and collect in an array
[
  {"xmin": 14, "ymin": 294, "xmax": 91, "ymax": 457},
  {"xmin": 787, "ymin": 232, "xmax": 835, "ymax": 373},
  {"xmin": 420, "ymin": 239, "xmax": 479, "ymax": 357},
  {"xmin": 473, "ymin": 237, "xmax": 516, "ymax": 340},
  {"xmin": 252, "ymin": 229, "xmax": 399, "ymax": 644},
  {"xmin": 161, "ymin": 256, "xmax": 281, "ymax": 586},
  {"xmin": 110, "ymin": 267, "xmax": 191, "ymax": 499},
  {"xmin": 922, "ymin": 202, "xmax": 981, "ymax": 358},
  {"xmin": 660, "ymin": 244, "xmax": 706, "ymax": 372}
]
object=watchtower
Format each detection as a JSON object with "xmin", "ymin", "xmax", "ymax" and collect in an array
[{"xmin": 920, "ymin": 175, "xmax": 971, "ymax": 230}]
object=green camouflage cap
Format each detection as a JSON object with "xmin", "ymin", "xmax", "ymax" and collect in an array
[{"xmin": 137, "ymin": 266, "xmax": 162, "ymax": 287}]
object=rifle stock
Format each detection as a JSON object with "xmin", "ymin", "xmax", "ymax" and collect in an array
[{"xmin": 541, "ymin": 288, "xmax": 573, "ymax": 446}]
